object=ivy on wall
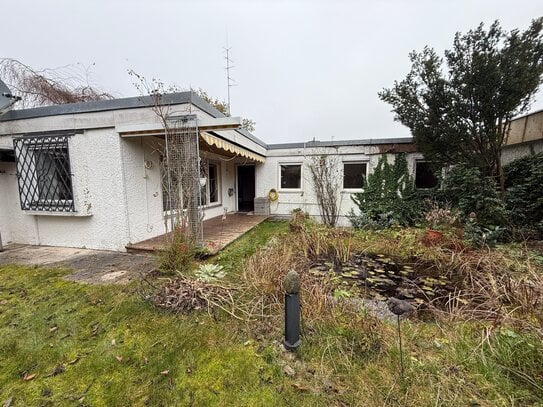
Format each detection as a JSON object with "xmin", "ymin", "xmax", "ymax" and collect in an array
[{"xmin": 350, "ymin": 153, "xmax": 421, "ymax": 228}]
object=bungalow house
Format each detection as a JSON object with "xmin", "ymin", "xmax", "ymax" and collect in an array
[{"xmin": 0, "ymin": 91, "xmax": 449, "ymax": 252}]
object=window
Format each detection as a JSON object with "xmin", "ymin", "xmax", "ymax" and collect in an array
[
  {"xmin": 13, "ymin": 135, "xmax": 74, "ymax": 212},
  {"xmin": 415, "ymin": 161, "xmax": 438, "ymax": 189},
  {"xmin": 280, "ymin": 164, "xmax": 301, "ymax": 189},
  {"xmin": 199, "ymin": 160, "xmax": 220, "ymax": 206},
  {"xmin": 208, "ymin": 163, "xmax": 219, "ymax": 204},
  {"xmin": 160, "ymin": 155, "xmax": 179, "ymax": 212},
  {"xmin": 343, "ymin": 162, "xmax": 367, "ymax": 189},
  {"xmin": 162, "ymin": 157, "xmax": 219, "ymax": 210}
]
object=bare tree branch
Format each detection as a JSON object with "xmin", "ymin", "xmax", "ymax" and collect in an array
[{"xmin": 0, "ymin": 58, "xmax": 113, "ymax": 108}]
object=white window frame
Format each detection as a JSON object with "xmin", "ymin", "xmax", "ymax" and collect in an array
[
  {"xmin": 278, "ymin": 162, "xmax": 303, "ymax": 191},
  {"xmin": 342, "ymin": 161, "xmax": 368, "ymax": 192},
  {"xmin": 204, "ymin": 160, "xmax": 221, "ymax": 207}
]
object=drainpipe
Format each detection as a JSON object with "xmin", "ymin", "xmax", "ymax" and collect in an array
[{"xmin": 0, "ymin": 231, "xmax": 3, "ymax": 252}]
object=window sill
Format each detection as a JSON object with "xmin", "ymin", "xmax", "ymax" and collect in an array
[
  {"xmin": 278, "ymin": 189, "xmax": 303, "ymax": 193},
  {"xmin": 162, "ymin": 202, "xmax": 222, "ymax": 217},
  {"xmin": 24, "ymin": 210, "xmax": 92, "ymax": 217},
  {"xmin": 342, "ymin": 189, "xmax": 364, "ymax": 193},
  {"xmin": 204, "ymin": 203, "xmax": 222, "ymax": 210}
]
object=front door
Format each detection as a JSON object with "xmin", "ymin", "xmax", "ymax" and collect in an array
[{"xmin": 237, "ymin": 165, "xmax": 255, "ymax": 212}]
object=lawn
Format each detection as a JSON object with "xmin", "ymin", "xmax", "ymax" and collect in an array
[{"xmin": 1, "ymin": 220, "xmax": 542, "ymax": 406}]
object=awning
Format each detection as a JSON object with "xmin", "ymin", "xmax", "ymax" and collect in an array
[{"xmin": 200, "ymin": 132, "xmax": 265, "ymax": 163}]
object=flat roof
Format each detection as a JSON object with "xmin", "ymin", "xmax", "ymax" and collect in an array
[
  {"xmin": 266, "ymin": 137, "xmax": 413, "ymax": 150},
  {"xmin": 0, "ymin": 92, "xmax": 418, "ymax": 150},
  {"xmin": 0, "ymin": 91, "xmax": 269, "ymax": 148}
]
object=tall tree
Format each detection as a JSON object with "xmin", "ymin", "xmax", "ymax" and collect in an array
[{"xmin": 379, "ymin": 19, "xmax": 543, "ymax": 191}]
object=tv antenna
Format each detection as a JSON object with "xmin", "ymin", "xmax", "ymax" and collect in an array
[
  {"xmin": 224, "ymin": 42, "xmax": 236, "ymax": 116},
  {"xmin": 0, "ymin": 79, "xmax": 21, "ymax": 115}
]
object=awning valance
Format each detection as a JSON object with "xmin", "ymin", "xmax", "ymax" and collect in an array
[{"xmin": 200, "ymin": 132, "xmax": 265, "ymax": 163}]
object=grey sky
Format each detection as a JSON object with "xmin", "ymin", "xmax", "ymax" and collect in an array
[{"xmin": 4, "ymin": 0, "xmax": 543, "ymax": 143}]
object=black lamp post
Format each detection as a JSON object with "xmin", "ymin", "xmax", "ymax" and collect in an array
[{"xmin": 284, "ymin": 270, "xmax": 301, "ymax": 351}]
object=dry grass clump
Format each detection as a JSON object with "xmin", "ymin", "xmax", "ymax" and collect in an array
[
  {"xmin": 241, "ymin": 225, "xmax": 367, "ymax": 327},
  {"xmin": 292, "ymin": 223, "xmax": 354, "ymax": 264},
  {"xmin": 437, "ymin": 246, "xmax": 543, "ymax": 333},
  {"xmin": 242, "ymin": 235, "xmax": 335, "ymax": 323}
]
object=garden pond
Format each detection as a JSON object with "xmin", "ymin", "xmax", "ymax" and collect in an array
[{"xmin": 309, "ymin": 253, "xmax": 453, "ymax": 307}]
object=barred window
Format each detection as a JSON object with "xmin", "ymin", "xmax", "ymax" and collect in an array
[{"xmin": 13, "ymin": 135, "xmax": 75, "ymax": 212}]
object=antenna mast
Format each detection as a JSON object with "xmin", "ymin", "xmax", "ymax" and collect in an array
[{"xmin": 224, "ymin": 45, "xmax": 235, "ymax": 116}]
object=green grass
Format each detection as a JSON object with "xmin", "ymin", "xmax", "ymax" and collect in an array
[
  {"xmin": 1, "ymin": 222, "xmax": 542, "ymax": 406},
  {"xmin": 0, "ymin": 265, "xmax": 312, "ymax": 406},
  {"xmin": 211, "ymin": 219, "xmax": 288, "ymax": 274}
]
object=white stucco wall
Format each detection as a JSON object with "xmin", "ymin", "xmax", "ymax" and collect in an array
[
  {"xmin": 502, "ymin": 140, "xmax": 543, "ymax": 165},
  {"xmin": 0, "ymin": 100, "xmax": 264, "ymax": 251},
  {"xmin": 256, "ymin": 145, "xmax": 421, "ymax": 226},
  {"xmin": 0, "ymin": 129, "xmax": 130, "ymax": 250}
]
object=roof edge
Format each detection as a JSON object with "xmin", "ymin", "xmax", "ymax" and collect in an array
[
  {"xmin": 267, "ymin": 137, "xmax": 414, "ymax": 150},
  {"xmin": 0, "ymin": 92, "xmax": 193, "ymax": 122},
  {"xmin": 0, "ymin": 90, "xmax": 269, "ymax": 148}
]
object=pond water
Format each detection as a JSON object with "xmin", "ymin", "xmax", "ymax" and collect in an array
[{"xmin": 309, "ymin": 253, "xmax": 453, "ymax": 307}]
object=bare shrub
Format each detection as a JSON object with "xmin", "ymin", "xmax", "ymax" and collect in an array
[
  {"xmin": 424, "ymin": 199, "xmax": 461, "ymax": 230},
  {"xmin": 308, "ymin": 155, "xmax": 342, "ymax": 227},
  {"xmin": 156, "ymin": 228, "xmax": 195, "ymax": 275}
]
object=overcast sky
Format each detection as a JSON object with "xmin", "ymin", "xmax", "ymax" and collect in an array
[{"xmin": 3, "ymin": 0, "xmax": 543, "ymax": 143}]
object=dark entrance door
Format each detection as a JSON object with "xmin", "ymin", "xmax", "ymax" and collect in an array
[{"xmin": 237, "ymin": 165, "xmax": 255, "ymax": 212}]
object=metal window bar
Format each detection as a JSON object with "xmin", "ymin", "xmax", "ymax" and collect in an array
[{"xmin": 13, "ymin": 134, "xmax": 75, "ymax": 212}]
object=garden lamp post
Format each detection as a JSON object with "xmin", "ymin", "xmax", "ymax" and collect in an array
[{"xmin": 284, "ymin": 270, "xmax": 301, "ymax": 351}]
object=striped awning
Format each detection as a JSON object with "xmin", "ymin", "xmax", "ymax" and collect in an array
[{"xmin": 200, "ymin": 132, "xmax": 265, "ymax": 163}]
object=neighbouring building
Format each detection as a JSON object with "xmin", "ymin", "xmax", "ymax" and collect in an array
[{"xmin": 502, "ymin": 109, "xmax": 543, "ymax": 164}]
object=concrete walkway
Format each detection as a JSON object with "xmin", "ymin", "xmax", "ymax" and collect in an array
[{"xmin": 0, "ymin": 244, "xmax": 155, "ymax": 284}]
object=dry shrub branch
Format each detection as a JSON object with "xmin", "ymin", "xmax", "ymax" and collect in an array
[
  {"xmin": 151, "ymin": 275, "xmax": 245, "ymax": 320},
  {"xmin": 0, "ymin": 58, "xmax": 113, "ymax": 108}
]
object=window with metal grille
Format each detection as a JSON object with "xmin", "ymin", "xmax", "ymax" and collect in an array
[{"xmin": 13, "ymin": 135, "xmax": 75, "ymax": 212}]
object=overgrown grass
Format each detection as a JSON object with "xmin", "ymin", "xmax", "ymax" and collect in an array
[{"xmin": 1, "ymin": 222, "xmax": 542, "ymax": 406}]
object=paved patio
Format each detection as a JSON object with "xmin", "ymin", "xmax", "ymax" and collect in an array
[
  {"xmin": 126, "ymin": 212, "xmax": 269, "ymax": 255},
  {"xmin": 0, "ymin": 244, "xmax": 155, "ymax": 284}
]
